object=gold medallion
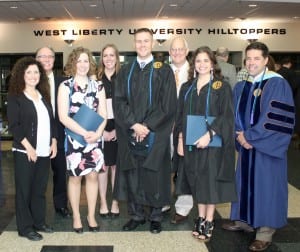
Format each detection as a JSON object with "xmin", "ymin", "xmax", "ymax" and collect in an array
[
  {"xmin": 153, "ymin": 62, "xmax": 162, "ymax": 69},
  {"xmin": 212, "ymin": 81, "xmax": 222, "ymax": 89},
  {"xmin": 253, "ymin": 88, "xmax": 262, "ymax": 97}
]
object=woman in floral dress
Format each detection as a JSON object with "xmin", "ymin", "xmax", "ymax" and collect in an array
[{"xmin": 58, "ymin": 47, "xmax": 107, "ymax": 233}]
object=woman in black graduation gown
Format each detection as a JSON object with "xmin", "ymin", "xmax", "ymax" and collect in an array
[{"xmin": 175, "ymin": 46, "xmax": 236, "ymax": 241}]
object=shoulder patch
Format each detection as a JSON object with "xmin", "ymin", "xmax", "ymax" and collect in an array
[
  {"xmin": 212, "ymin": 81, "xmax": 222, "ymax": 90},
  {"xmin": 153, "ymin": 62, "xmax": 163, "ymax": 69}
]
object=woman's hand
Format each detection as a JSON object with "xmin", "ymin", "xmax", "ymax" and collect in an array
[
  {"xmin": 21, "ymin": 138, "xmax": 37, "ymax": 162},
  {"xmin": 194, "ymin": 132, "xmax": 210, "ymax": 149},
  {"xmin": 84, "ymin": 131, "xmax": 101, "ymax": 144},
  {"xmin": 26, "ymin": 145, "xmax": 37, "ymax": 162}
]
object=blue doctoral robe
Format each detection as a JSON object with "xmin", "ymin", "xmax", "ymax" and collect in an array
[{"xmin": 231, "ymin": 70, "xmax": 295, "ymax": 229}]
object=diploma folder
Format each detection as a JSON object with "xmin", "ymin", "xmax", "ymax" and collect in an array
[
  {"xmin": 65, "ymin": 104, "xmax": 104, "ymax": 145},
  {"xmin": 186, "ymin": 115, "xmax": 222, "ymax": 147}
]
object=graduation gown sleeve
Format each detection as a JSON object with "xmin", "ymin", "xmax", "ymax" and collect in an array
[{"xmin": 244, "ymin": 77, "xmax": 294, "ymax": 158}]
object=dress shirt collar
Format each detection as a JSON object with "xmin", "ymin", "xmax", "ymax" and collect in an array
[{"xmin": 137, "ymin": 55, "xmax": 154, "ymax": 67}]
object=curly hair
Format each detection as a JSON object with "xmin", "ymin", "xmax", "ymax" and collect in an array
[
  {"xmin": 188, "ymin": 46, "xmax": 222, "ymax": 81},
  {"xmin": 64, "ymin": 47, "xmax": 96, "ymax": 77},
  {"xmin": 8, "ymin": 56, "xmax": 50, "ymax": 104},
  {"xmin": 97, "ymin": 44, "xmax": 121, "ymax": 80}
]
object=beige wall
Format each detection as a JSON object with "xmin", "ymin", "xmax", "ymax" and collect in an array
[{"xmin": 0, "ymin": 18, "xmax": 299, "ymax": 64}]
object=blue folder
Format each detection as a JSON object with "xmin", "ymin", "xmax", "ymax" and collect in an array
[
  {"xmin": 65, "ymin": 104, "xmax": 104, "ymax": 145},
  {"xmin": 185, "ymin": 115, "xmax": 222, "ymax": 147}
]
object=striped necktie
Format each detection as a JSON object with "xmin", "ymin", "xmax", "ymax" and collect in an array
[
  {"xmin": 140, "ymin": 62, "xmax": 146, "ymax": 69},
  {"xmin": 174, "ymin": 69, "xmax": 180, "ymax": 87}
]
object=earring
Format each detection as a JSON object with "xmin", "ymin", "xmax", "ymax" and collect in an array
[
  {"xmin": 210, "ymin": 68, "xmax": 214, "ymax": 79},
  {"xmin": 194, "ymin": 69, "xmax": 197, "ymax": 78}
]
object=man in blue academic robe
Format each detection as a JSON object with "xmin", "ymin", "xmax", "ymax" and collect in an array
[{"xmin": 223, "ymin": 42, "xmax": 295, "ymax": 252}]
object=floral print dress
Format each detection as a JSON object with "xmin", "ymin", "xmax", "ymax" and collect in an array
[{"xmin": 64, "ymin": 78, "xmax": 104, "ymax": 176}]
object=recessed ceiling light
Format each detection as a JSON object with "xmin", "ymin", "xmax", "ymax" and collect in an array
[
  {"xmin": 248, "ymin": 4, "xmax": 257, "ymax": 7},
  {"xmin": 169, "ymin": 4, "xmax": 178, "ymax": 7},
  {"xmin": 95, "ymin": 16, "xmax": 101, "ymax": 19},
  {"xmin": 89, "ymin": 4, "xmax": 97, "ymax": 7},
  {"xmin": 28, "ymin": 17, "xmax": 36, "ymax": 21},
  {"xmin": 228, "ymin": 16, "xmax": 234, "ymax": 19},
  {"xmin": 10, "ymin": 6, "xmax": 18, "ymax": 9},
  {"xmin": 293, "ymin": 16, "xmax": 299, "ymax": 19}
]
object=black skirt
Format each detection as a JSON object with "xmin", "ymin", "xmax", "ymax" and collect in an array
[{"xmin": 103, "ymin": 139, "xmax": 118, "ymax": 166}]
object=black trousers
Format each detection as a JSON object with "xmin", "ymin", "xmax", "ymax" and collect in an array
[
  {"xmin": 14, "ymin": 152, "xmax": 50, "ymax": 235},
  {"xmin": 128, "ymin": 202, "xmax": 162, "ymax": 222},
  {"xmin": 50, "ymin": 147, "xmax": 68, "ymax": 209},
  {"xmin": 126, "ymin": 156, "xmax": 163, "ymax": 222}
]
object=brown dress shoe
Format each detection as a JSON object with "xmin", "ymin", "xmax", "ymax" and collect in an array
[
  {"xmin": 222, "ymin": 221, "xmax": 254, "ymax": 232},
  {"xmin": 170, "ymin": 213, "xmax": 187, "ymax": 224},
  {"xmin": 249, "ymin": 240, "xmax": 271, "ymax": 251}
]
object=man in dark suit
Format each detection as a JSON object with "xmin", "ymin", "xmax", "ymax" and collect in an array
[
  {"xmin": 277, "ymin": 57, "xmax": 298, "ymax": 96},
  {"xmin": 36, "ymin": 47, "xmax": 71, "ymax": 218}
]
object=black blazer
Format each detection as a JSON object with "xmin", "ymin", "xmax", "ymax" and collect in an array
[{"xmin": 7, "ymin": 93, "xmax": 57, "ymax": 151}]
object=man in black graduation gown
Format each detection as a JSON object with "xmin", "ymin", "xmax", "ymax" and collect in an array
[{"xmin": 114, "ymin": 28, "xmax": 177, "ymax": 233}]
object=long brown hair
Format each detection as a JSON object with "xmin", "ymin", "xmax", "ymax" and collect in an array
[
  {"xmin": 188, "ymin": 46, "xmax": 222, "ymax": 81},
  {"xmin": 64, "ymin": 47, "xmax": 97, "ymax": 77},
  {"xmin": 97, "ymin": 44, "xmax": 121, "ymax": 80},
  {"xmin": 8, "ymin": 56, "xmax": 50, "ymax": 104}
]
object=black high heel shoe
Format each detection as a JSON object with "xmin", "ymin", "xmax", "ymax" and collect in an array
[
  {"xmin": 192, "ymin": 217, "xmax": 205, "ymax": 237},
  {"xmin": 73, "ymin": 227, "xmax": 83, "ymax": 234},
  {"xmin": 87, "ymin": 217, "xmax": 100, "ymax": 232},
  {"xmin": 198, "ymin": 220, "xmax": 214, "ymax": 242},
  {"xmin": 88, "ymin": 225, "xmax": 100, "ymax": 232}
]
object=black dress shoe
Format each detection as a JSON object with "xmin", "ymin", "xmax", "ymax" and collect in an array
[
  {"xmin": 122, "ymin": 219, "xmax": 146, "ymax": 231},
  {"xmin": 222, "ymin": 221, "xmax": 254, "ymax": 233},
  {"xmin": 56, "ymin": 207, "xmax": 72, "ymax": 218},
  {"xmin": 150, "ymin": 221, "xmax": 162, "ymax": 234},
  {"xmin": 34, "ymin": 224, "xmax": 54, "ymax": 233},
  {"xmin": 73, "ymin": 227, "xmax": 83, "ymax": 234},
  {"xmin": 170, "ymin": 213, "xmax": 188, "ymax": 224},
  {"xmin": 249, "ymin": 240, "xmax": 271, "ymax": 251},
  {"xmin": 19, "ymin": 231, "xmax": 43, "ymax": 241}
]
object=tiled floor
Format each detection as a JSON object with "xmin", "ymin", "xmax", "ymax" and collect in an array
[{"xmin": 0, "ymin": 141, "xmax": 300, "ymax": 252}]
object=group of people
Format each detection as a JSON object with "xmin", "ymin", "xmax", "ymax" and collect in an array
[{"xmin": 7, "ymin": 28, "xmax": 295, "ymax": 252}]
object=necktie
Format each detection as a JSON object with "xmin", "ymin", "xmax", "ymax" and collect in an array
[
  {"xmin": 174, "ymin": 69, "xmax": 180, "ymax": 87},
  {"xmin": 140, "ymin": 62, "xmax": 146, "ymax": 69}
]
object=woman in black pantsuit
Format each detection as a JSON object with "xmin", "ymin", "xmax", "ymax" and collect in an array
[{"xmin": 7, "ymin": 57, "xmax": 57, "ymax": 241}]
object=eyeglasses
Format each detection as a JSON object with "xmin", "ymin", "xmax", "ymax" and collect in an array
[
  {"xmin": 170, "ymin": 48, "xmax": 186, "ymax": 53},
  {"xmin": 36, "ymin": 55, "xmax": 55, "ymax": 59}
]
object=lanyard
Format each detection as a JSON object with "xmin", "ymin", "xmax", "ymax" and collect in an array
[
  {"xmin": 127, "ymin": 60, "xmax": 154, "ymax": 107},
  {"xmin": 235, "ymin": 68, "xmax": 266, "ymax": 130},
  {"xmin": 185, "ymin": 77, "xmax": 213, "ymax": 119}
]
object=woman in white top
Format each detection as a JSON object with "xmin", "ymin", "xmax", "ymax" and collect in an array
[{"xmin": 7, "ymin": 57, "xmax": 57, "ymax": 241}]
